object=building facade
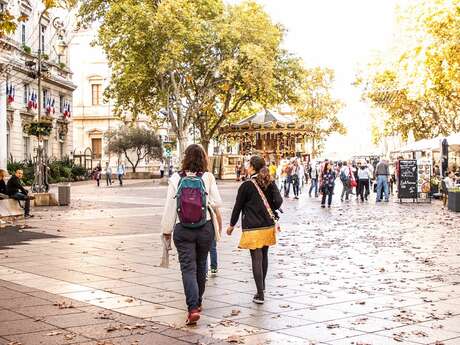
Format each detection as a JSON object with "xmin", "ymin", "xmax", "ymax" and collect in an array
[
  {"xmin": 69, "ymin": 27, "xmax": 170, "ymax": 173},
  {"xmin": 0, "ymin": 0, "xmax": 76, "ymax": 170}
]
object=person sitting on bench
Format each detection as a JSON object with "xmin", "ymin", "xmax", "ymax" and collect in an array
[
  {"xmin": 0, "ymin": 169, "xmax": 8, "ymax": 200},
  {"xmin": 7, "ymin": 169, "xmax": 34, "ymax": 218}
]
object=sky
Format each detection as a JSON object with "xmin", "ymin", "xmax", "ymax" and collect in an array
[{"xmin": 227, "ymin": 0, "xmax": 402, "ymax": 158}]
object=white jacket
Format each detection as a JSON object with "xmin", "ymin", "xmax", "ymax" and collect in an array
[{"xmin": 161, "ymin": 172, "xmax": 223, "ymax": 235}]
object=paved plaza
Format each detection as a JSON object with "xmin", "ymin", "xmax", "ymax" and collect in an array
[{"xmin": 0, "ymin": 180, "xmax": 460, "ymax": 345}]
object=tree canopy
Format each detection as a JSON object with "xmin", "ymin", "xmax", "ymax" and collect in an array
[
  {"xmin": 105, "ymin": 127, "xmax": 163, "ymax": 173},
  {"xmin": 357, "ymin": 0, "xmax": 460, "ymax": 141},
  {"xmin": 0, "ymin": 0, "xmax": 77, "ymax": 37},
  {"xmin": 79, "ymin": 0, "xmax": 345, "ymax": 156}
]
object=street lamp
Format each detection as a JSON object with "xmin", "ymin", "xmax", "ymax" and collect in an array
[{"xmin": 29, "ymin": 12, "xmax": 66, "ymax": 193}]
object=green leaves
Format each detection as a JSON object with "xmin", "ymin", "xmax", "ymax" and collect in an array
[
  {"xmin": 359, "ymin": 0, "xmax": 460, "ymax": 140},
  {"xmin": 105, "ymin": 127, "xmax": 163, "ymax": 172}
]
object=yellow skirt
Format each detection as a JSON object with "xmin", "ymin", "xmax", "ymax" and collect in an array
[{"xmin": 238, "ymin": 226, "xmax": 277, "ymax": 250}]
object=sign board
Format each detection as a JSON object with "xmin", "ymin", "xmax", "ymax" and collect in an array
[
  {"xmin": 417, "ymin": 159, "xmax": 432, "ymax": 200},
  {"xmin": 398, "ymin": 159, "xmax": 418, "ymax": 199}
]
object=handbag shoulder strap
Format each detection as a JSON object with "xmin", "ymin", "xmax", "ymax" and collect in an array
[{"xmin": 250, "ymin": 179, "xmax": 276, "ymax": 222}]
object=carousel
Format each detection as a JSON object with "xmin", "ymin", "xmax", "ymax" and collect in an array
[{"xmin": 216, "ymin": 109, "xmax": 314, "ymax": 179}]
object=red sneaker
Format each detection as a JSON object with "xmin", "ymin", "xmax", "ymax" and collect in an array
[{"xmin": 185, "ymin": 309, "xmax": 200, "ymax": 325}]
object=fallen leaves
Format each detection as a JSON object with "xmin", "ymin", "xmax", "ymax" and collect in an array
[
  {"xmin": 53, "ymin": 301, "xmax": 75, "ymax": 309},
  {"xmin": 227, "ymin": 335, "xmax": 245, "ymax": 344}
]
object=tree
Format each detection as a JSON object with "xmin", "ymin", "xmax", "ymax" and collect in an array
[
  {"xmin": 78, "ymin": 0, "xmax": 303, "ymax": 155},
  {"xmin": 357, "ymin": 0, "xmax": 460, "ymax": 140},
  {"xmin": 294, "ymin": 67, "xmax": 346, "ymax": 154},
  {"xmin": 1, "ymin": 0, "xmax": 77, "ymax": 37},
  {"xmin": 105, "ymin": 127, "xmax": 163, "ymax": 173}
]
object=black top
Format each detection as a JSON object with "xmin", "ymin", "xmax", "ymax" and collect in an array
[
  {"xmin": 6, "ymin": 175, "xmax": 28, "ymax": 196},
  {"xmin": 0, "ymin": 180, "xmax": 7, "ymax": 194},
  {"xmin": 230, "ymin": 179, "xmax": 283, "ymax": 230}
]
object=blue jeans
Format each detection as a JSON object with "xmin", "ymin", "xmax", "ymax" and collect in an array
[
  {"xmin": 284, "ymin": 176, "xmax": 292, "ymax": 197},
  {"xmin": 309, "ymin": 178, "xmax": 318, "ymax": 196},
  {"xmin": 11, "ymin": 192, "xmax": 30, "ymax": 215},
  {"xmin": 209, "ymin": 239, "xmax": 217, "ymax": 270},
  {"xmin": 376, "ymin": 175, "xmax": 389, "ymax": 201},
  {"xmin": 173, "ymin": 221, "xmax": 214, "ymax": 311}
]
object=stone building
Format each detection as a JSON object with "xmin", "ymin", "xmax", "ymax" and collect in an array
[
  {"xmin": 0, "ymin": 0, "xmax": 76, "ymax": 170},
  {"xmin": 69, "ymin": 27, "xmax": 170, "ymax": 174}
]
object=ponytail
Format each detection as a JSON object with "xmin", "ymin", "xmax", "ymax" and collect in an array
[
  {"xmin": 256, "ymin": 166, "xmax": 272, "ymax": 190},
  {"xmin": 250, "ymin": 155, "xmax": 272, "ymax": 189}
]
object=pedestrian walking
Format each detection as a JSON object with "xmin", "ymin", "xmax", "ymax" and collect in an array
[
  {"xmin": 292, "ymin": 161, "xmax": 300, "ymax": 199},
  {"xmin": 297, "ymin": 160, "xmax": 305, "ymax": 192},
  {"xmin": 309, "ymin": 162, "xmax": 319, "ymax": 197},
  {"xmin": 227, "ymin": 155, "xmax": 283, "ymax": 305},
  {"xmin": 352, "ymin": 162, "xmax": 359, "ymax": 200},
  {"xmin": 284, "ymin": 160, "xmax": 293, "ymax": 198},
  {"xmin": 93, "ymin": 165, "xmax": 102, "ymax": 187},
  {"xmin": 117, "ymin": 163, "xmax": 125, "ymax": 187},
  {"xmin": 104, "ymin": 163, "xmax": 112, "ymax": 186},
  {"xmin": 357, "ymin": 163, "xmax": 371, "ymax": 201},
  {"xmin": 320, "ymin": 161, "xmax": 336, "ymax": 208},
  {"xmin": 340, "ymin": 161, "xmax": 354, "ymax": 201},
  {"xmin": 159, "ymin": 160, "xmax": 165, "ymax": 178},
  {"xmin": 161, "ymin": 144, "xmax": 223, "ymax": 325},
  {"xmin": 375, "ymin": 159, "xmax": 390, "ymax": 202}
]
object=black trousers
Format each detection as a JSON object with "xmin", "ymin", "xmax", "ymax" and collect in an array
[
  {"xmin": 173, "ymin": 221, "xmax": 214, "ymax": 311},
  {"xmin": 358, "ymin": 179, "xmax": 370, "ymax": 201},
  {"xmin": 250, "ymin": 246, "xmax": 269, "ymax": 295},
  {"xmin": 321, "ymin": 185, "xmax": 334, "ymax": 206}
]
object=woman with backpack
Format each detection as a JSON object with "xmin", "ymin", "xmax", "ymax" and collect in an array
[
  {"xmin": 227, "ymin": 156, "xmax": 283, "ymax": 305},
  {"xmin": 161, "ymin": 144, "xmax": 223, "ymax": 325}
]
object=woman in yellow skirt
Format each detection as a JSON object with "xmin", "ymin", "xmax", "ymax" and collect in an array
[{"xmin": 227, "ymin": 156, "xmax": 283, "ymax": 304}]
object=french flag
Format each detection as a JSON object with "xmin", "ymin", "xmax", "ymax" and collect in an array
[{"xmin": 7, "ymin": 84, "xmax": 15, "ymax": 104}]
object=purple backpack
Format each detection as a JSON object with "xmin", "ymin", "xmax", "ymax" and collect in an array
[{"xmin": 176, "ymin": 172, "xmax": 208, "ymax": 228}]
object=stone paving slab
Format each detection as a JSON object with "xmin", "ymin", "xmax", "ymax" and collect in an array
[
  {"xmin": 0, "ymin": 279, "xmax": 225, "ymax": 345},
  {"xmin": 0, "ymin": 180, "xmax": 460, "ymax": 345}
]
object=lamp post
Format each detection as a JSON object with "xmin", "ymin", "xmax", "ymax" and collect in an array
[{"xmin": 31, "ymin": 13, "xmax": 66, "ymax": 193}]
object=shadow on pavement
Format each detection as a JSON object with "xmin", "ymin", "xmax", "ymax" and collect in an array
[{"xmin": 0, "ymin": 225, "xmax": 61, "ymax": 250}]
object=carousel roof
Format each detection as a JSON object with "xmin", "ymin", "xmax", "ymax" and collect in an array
[{"xmin": 236, "ymin": 109, "xmax": 297, "ymax": 126}]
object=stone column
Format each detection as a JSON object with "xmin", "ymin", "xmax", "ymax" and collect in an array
[{"xmin": 0, "ymin": 78, "xmax": 7, "ymax": 170}]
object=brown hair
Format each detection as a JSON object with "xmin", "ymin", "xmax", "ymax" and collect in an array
[
  {"xmin": 181, "ymin": 144, "xmax": 208, "ymax": 173},
  {"xmin": 0, "ymin": 169, "xmax": 6, "ymax": 180},
  {"xmin": 250, "ymin": 155, "xmax": 271, "ymax": 189}
]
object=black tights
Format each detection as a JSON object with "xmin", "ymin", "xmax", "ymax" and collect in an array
[{"xmin": 250, "ymin": 246, "xmax": 269, "ymax": 295}]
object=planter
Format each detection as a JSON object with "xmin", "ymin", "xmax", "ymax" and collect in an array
[
  {"xmin": 448, "ymin": 191, "xmax": 460, "ymax": 212},
  {"xmin": 23, "ymin": 119, "xmax": 53, "ymax": 137}
]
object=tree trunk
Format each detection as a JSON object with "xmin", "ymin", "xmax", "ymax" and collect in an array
[
  {"xmin": 201, "ymin": 139, "xmax": 210, "ymax": 156},
  {"xmin": 177, "ymin": 130, "xmax": 188, "ymax": 160}
]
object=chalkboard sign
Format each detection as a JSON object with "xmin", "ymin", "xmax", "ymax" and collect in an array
[{"xmin": 398, "ymin": 160, "xmax": 418, "ymax": 199}]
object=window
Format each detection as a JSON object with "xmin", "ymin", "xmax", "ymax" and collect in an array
[
  {"xmin": 92, "ymin": 138, "xmax": 102, "ymax": 159},
  {"xmin": 0, "ymin": 3, "xmax": 5, "ymax": 12},
  {"xmin": 43, "ymin": 89, "xmax": 48, "ymax": 108},
  {"xmin": 23, "ymin": 83, "xmax": 30, "ymax": 105},
  {"xmin": 23, "ymin": 136, "xmax": 30, "ymax": 160},
  {"xmin": 40, "ymin": 24, "xmax": 46, "ymax": 52},
  {"xmin": 91, "ymin": 84, "xmax": 102, "ymax": 105},
  {"xmin": 59, "ymin": 95, "xmax": 64, "ymax": 113},
  {"xmin": 6, "ymin": 123, "xmax": 10, "ymax": 160},
  {"xmin": 60, "ymin": 142, "xmax": 65, "ymax": 159},
  {"xmin": 21, "ymin": 23, "xmax": 26, "ymax": 45}
]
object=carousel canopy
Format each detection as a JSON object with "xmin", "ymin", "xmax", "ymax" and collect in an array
[{"xmin": 236, "ymin": 109, "xmax": 297, "ymax": 126}]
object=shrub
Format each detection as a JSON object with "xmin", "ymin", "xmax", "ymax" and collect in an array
[{"xmin": 7, "ymin": 159, "xmax": 88, "ymax": 186}]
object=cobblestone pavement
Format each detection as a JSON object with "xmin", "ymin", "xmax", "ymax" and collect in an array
[{"xmin": 1, "ymin": 179, "xmax": 460, "ymax": 345}]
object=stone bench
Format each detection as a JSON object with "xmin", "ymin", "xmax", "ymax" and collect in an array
[{"xmin": 0, "ymin": 198, "xmax": 23, "ymax": 218}]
